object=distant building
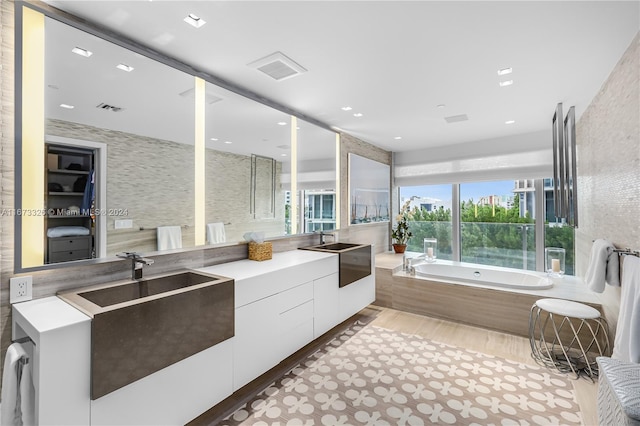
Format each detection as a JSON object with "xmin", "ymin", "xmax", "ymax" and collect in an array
[
  {"xmin": 403, "ymin": 196, "xmax": 452, "ymax": 213},
  {"xmin": 477, "ymin": 194, "xmax": 512, "ymax": 209},
  {"xmin": 512, "ymin": 179, "xmax": 556, "ymax": 220}
]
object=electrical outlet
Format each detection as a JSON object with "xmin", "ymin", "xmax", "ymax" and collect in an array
[{"xmin": 10, "ymin": 276, "xmax": 33, "ymax": 304}]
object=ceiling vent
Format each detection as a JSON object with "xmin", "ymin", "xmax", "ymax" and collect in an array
[
  {"xmin": 444, "ymin": 114, "xmax": 469, "ymax": 123},
  {"xmin": 96, "ymin": 103, "xmax": 124, "ymax": 112},
  {"xmin": 248, "ymin": 51, "xmax": 307, "ymax": 81},
  {"xmin": 178, "ymin": 88, "xmax": 223, "ymax": 105}
]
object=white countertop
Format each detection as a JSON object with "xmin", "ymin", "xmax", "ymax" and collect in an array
[
  {"xmin": 197, "ymin": 249, "xmax": 336, "ymax": 281},
  {"xmin": 13, "ymin": 296, "xmax": 90, "ymax": 344}
]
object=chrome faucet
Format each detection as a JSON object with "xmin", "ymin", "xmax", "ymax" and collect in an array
[
  {"xmin": 317, "ymin": 229, "xmax": 335, "ymax": 245},
  {"xmin": 117, "ymin": 252, "xmax": 154, "ymax": 280}
]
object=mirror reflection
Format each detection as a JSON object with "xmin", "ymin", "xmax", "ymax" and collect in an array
[
  {"xmin": 204, "ymin": 81, "xmax": 290, "ymax": 244},
  {"xmin": 19, "ymin": 10, "xmax": 340, "ymax": 270},
  {"xmin": 44, "ymin": 17, "xmax": 195, "ymax": 263},
  {"xmin": 294, "ymin": 120, "xmax": 338, "ymax": 234}
]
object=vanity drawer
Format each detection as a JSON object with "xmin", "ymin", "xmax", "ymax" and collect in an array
[
  {"xmin": 280, "ymin": 299, "xmax": 314, "ymax": 330},
  {"xmin": 49, "ymin": 236, "xmax": 92, "ymax": 252},
  {"xmin": 49, "ymin": 249, "xmax": 91, "ymax": 263},
  {"xmin": 277, "ymin": 281, "xmax": 313, "ymax": 314}
]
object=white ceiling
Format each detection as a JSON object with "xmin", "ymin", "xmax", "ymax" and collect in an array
[{"xmin": 43, "ymin": 0, "xmax": 639, "ymax": 154}]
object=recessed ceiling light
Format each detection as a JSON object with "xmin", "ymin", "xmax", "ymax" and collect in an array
[
  {"xmin": 224, "ymin": 141, "xmax": 232, "ymax": 144},
  {"xmin": 59, "ymin": 104, "xmax": 74, "ymax": 109},
  {"xmin": 210, "ymin": 138, "xmax": 218, "ymax": 141},
  {"xmin": 72, "ymin": 47, "xmax": 92, "ymax": 57},
  {"xmin": 499, "ymin": 80, "xmax": 514, "ymax": 87},
  {"xmin": 497, "ymin": 67, "xmax": 513, "ymax": 76},
  {"xmin": 277, "ymin": 122, "xmax": 287, "ymax": 126},
  {"xmin": 341, "ymin": 106, "xmax": 352, "ymax": 111},
  {"xmin": 505, "ymin": 120, "xmax": 516, "ymax": 124},
  {"xmin": 116, "ymin": 63, "xmax": 134, "ymax": 72},
  {"xmin": 184, "ymin": 13, "xmax": 206, "ymax": 28},
  {"xmin": 277, "ymin": 144, "xmax": 290, "ymax": 149},
  {"xmin": 436, "ymin": 104, "xmax": 446, "ymax": 109},
  {"xmin": 281, "ymin": 153, "xmax": 287, "ymax": 157},
  {"xmin": 353, "ymin": 113, "xmax": 363, "ymax": 117},
  {"xmin": 394, "ymin": 136, "xmax": 402, "ymax": 140}
]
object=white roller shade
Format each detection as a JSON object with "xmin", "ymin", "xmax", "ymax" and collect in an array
[{"xmin": 394, "ymin": 130, "xmax": 553, "ymax": 185}]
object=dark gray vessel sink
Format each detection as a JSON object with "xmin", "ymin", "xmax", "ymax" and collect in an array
[
  {"xmin": 77, "ymin": 271, "xmax": 217, "ymax": 307},
  {"xmin": 58, "ymin": 270, "xmax": 234, "ymax": 400},
  {"xmin": 301, "ymin": 243, "xmax": 371, "ymax": 287}
]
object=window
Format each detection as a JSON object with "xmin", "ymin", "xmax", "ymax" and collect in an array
[
  {"xmin": 399, "ymin": 184, "xmax": 453, "ymax": 260},
  {"xmin": 461, "ymin": 180, "xmax": 535, "ymax": 270},
  {"xmin": 398, "ymin": 178, "xmax": 575, "ymax": 275},
  {"xmin": 544, "ymin": 179, "xmax": 575, "ymax": 275}
]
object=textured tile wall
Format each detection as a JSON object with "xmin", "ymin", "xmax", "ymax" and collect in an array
[{"xmin": 575, "ymin": 33, "xmax": 639, "ymax": 331}]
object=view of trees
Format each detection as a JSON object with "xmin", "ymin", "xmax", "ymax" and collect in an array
[{"xmin": 402, "ymin": 195, "xmax": 575, "ymax": 274}]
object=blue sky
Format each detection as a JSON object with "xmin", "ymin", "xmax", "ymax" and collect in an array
[{"xmin": 400, "ymin": 180, "xmax": 516, "ymax": 203}]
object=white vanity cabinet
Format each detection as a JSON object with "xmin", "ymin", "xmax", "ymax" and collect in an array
[
  {"xmin": 337, "ymin": 246, "xmax": 376, "ymax": 322},
  {"xmin": 201, "ymin": 251, "xmax": 339, "ymax": 390},
  {"xmin": 313, "ymin": 272, "xmax": 340, "ymax": 337},
  {"xmin": 317, "ymin": 244, "xmax": 375, "ymax": 325},
  {"xmin": 200, "ymin": 247, "xmax": 375, "ymax": 392}
]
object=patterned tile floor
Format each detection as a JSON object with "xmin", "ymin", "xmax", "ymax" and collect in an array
[{"xmin": 220, "ymin": 320, "xmax": 582, "ymax": 425}]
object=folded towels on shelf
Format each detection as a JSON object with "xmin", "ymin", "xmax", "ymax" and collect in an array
[
  {"xmin": 46, "ymin": 226, "xmax": 90, "ymax": 238},
  {"xmin": 1, "ymin": 342, "xmax": 35, "ymax": 426},
  {"xmin": 206, "ymin": 222, "xmax": 226, "ymax": 245},
  {"xmin": 585, "ymin": 239, "xmax": 620, "ymax": 293},
  {"xmin": 157, "ymin": 226, "xmax": 182, "ymax": 251},
  {"xmin": 612, "ymin": 255, "xmax": 640, "ymax": 363}
]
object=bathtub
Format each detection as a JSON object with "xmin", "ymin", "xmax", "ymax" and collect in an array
[{"xmin": 413, "ymin": 260, "xmax": 553, "ymax": 290}]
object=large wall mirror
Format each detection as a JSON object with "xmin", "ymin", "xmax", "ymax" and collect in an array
[{"xmin": 16, "ymin": 4, "xmax": 339, "ymax": 271}]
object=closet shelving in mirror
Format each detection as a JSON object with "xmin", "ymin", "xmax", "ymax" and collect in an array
[{"xmin": 45, "ymin": 144, "xmax": 96, "ymax": 263}]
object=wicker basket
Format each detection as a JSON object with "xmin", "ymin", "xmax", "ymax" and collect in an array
[{"xmin": 248, "ymin": 242, "xmax": 272, "ymax": 261}]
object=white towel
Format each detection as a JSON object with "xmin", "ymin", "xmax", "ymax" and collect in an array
[
  {"xmin": 206, "ymin": 222, "xmax": 226, "ymax": 245},
  {"xmin": 612, "ymin": 255, "xmax": 640, "ymax": 363},
  {"xmin": 156, "ymin": 226, "xmax": 182, "ymax": 251},
  {"xmin": 584, "ymin": 239, "xmax": 620, "ymax": 293},
  {"xmin": 1, "ymin": 342, "xmax": 35, "ymax": 426}
]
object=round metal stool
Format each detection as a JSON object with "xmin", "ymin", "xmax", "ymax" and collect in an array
[{"xmin": 529, "ymin": 298, "xmax": 610, "ymax": 379}]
